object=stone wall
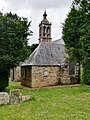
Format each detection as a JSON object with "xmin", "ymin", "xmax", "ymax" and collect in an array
[
  {"xmin": 10, "ymin": 66, "xmax": 21, "ymax": 81},
  {"xmin": 60, "ymin": 65, "xmax": 71, "ymax": 85},
  {"xmin": 21, "ymin": 65, "xmax": 79, "ymax": 88},
  {"xmin": 21, "ymin": 66, "xmax": 32, "ymax": 87},
  {"xmin": 31, "ymin": 66, "xmax": 61, "ymax": 88}
]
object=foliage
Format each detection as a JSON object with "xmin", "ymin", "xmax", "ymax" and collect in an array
[
  {"xmin": 0, "ymin": 70, "xmax": 9, "ymax": 91},
  {"xmin": 29, "ymin": 44, "xmax": 38, "ymax": 54},
  {"xmin": 80, "ymin": 19, "xmax": 90, "ymax": 84},
  {"xmin": 62, "ymin": 5, "xmax": 84, "ymax": 62},
  {"xmin": 0, "ymin": 12, "xmax": 32, "ymax": 89},
  {"xmin": 83, "ymin": 61, "xmax": 90, "ymax": 85},
  {"xmin": 0, "ymin": 12, "xmax": 32, "ymax": 70},
  {"xmin": 62, "ymin": 0, "xmax": 90, "ymax": 84},
  {"xmin": 0, "ymin": 82, "xmax": 90, "ymax": 120}
]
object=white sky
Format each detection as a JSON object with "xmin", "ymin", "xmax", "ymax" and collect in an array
[{"xmin": 0, "ymin": 0, "xmax": 73, "ymax": 45}]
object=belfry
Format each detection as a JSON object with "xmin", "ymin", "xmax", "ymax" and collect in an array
[{"xmin": 38, "ymin": 10, "xmax": 52, "ymax": 43}]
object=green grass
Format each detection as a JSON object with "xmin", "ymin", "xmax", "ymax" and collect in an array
[{"xmin": 0, "ymin": 82, "xmax": 90, "ymax": 120}]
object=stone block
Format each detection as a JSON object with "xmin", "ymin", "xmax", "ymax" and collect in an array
[
  {"xmin": 0, "ymin": 92, "xmax": 9, "ymax": 105},
  {"xmin": 9, "ymin": 89, "xmax": 22, "ymax": 104},
  {"xmin": 0, "ymin": 90, "xmax": 32, "ymax": 105},
  {"xmin": 21, "ymin": 95, "xmax": 31, "ymax": 102}
]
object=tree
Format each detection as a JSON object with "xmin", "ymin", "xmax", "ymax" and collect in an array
[
  {"xmin": 62, "ymin": 0, "xmax": 90, "ymax": 84},
  {"xmin": 79, "ymin": 0, "xmax": 90, "ymax": 84},
  {"xmin": 0, "ymin": 12, "xmax": 32, "ymax": 90},
  {"xmin": 29, "ymin": 44, "xmax": 38, "ymax": 54},
  {"xmin": 62, "ymin": 5, "xmax": 83, "ymax": 62}
]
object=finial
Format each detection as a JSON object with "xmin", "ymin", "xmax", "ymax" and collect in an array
[
  {"xmin": 44, "ymin": 8, "xmax": 46, "ymax": 14},
  {"xmin": 43, "ymin": 9, "xmax": 47, "ymax": 19}
]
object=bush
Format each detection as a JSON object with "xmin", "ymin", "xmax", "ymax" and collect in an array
[
  {"xmin": 0, "ymin": 70, "xmax": 9, "ymax": 91},
  {"xmin": 82, "ymin": 61, "xmax": 90, "ymax": 85}
]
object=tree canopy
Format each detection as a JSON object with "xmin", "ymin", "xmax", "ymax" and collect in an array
[
  {"xmin": 62, "ymin": 0, "xmax": 90, "ymax": 84},
  {"xmin": 0, "ymin": 12, "xmax": 32, "ymax": 90},
  {"xmin": 0, "ymin": 12, "xmax": 32, "ymax": 71}
]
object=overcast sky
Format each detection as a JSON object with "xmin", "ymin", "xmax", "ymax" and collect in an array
[{"xmin": 0, "ymin": 0, "xmax": 73, "ymax": 45}]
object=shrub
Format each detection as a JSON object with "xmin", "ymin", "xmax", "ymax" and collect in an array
[
  {"xmin": 0, "ymin": 70, "xmax": 9, "ymax": 91},
  {"xmin": 82, "ymin": 61, "xmax": 90, "ymax": 85}
]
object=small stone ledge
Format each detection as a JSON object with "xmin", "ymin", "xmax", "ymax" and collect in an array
[{"xmin": 0, "ymin": 89, "xmax": 32, "ymax": 105}]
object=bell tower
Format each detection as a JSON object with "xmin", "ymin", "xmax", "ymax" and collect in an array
[{"xmin": 38, "ymin": 10, "xmax": 52, "ymax": 43}]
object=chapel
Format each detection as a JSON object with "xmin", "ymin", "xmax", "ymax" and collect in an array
[{"xmin": 21, "ymin": 10, "xmax": 80, "ymax": 88}]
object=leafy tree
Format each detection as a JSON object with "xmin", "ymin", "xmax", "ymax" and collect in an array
[
  {"xmin": 62, "ymin": 0, "xmax": 90, "ymax": 84},
  {"xmin": 79, "ymin": 0, "xmax": 90, "ymax": 84},
  {"xmin": 0, "ymin": 12, "xmax": 32, "ymax": 90},
  {"xmin": 62, "ymin": 5, "xmax": 82, "ymax": 62},
  {"xmin": 29, "ymin": 44, "xmax": 38, "ymax": 54}
]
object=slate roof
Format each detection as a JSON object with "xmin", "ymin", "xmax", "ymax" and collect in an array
[
  {"xmin": 53, "ymin": 39, "xmax": 65, "ymax": 45},
  {"xmin": 21, "ymin": 42, "xmax": 67, "ymax": 66}
]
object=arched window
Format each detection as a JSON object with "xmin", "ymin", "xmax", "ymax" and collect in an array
[
  {"xmin": 24, "ymin": 69, "xmax": 27, "ymax": 79},
  {"xmin": 47, "ymin": 27, "xmax": 50, "ymax": 34},
  {"xmin": 47, "ymin": 26, "xmax": 50, "ymax": 38},
  {"xmin": 43, "ymin": 26, "xmax": 46, "ymax": 36}
]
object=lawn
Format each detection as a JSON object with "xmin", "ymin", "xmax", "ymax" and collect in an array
[{"xmin": 0, "ymin": 82, "xmax": 90, "ymax": 120}]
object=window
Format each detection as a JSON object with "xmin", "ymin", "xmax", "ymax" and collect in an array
[
  {"xmin": 43, "ymin": 26, "xmax": 46, "ymax": 36},
  {"xmin": 25, "ymin": 69, "xmax": 27, "ymax": 79}
]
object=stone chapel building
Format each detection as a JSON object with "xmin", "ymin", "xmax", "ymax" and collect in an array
[{"xmin": 21, "ymin": 11, "xmax": 80, "ymax": 88}]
